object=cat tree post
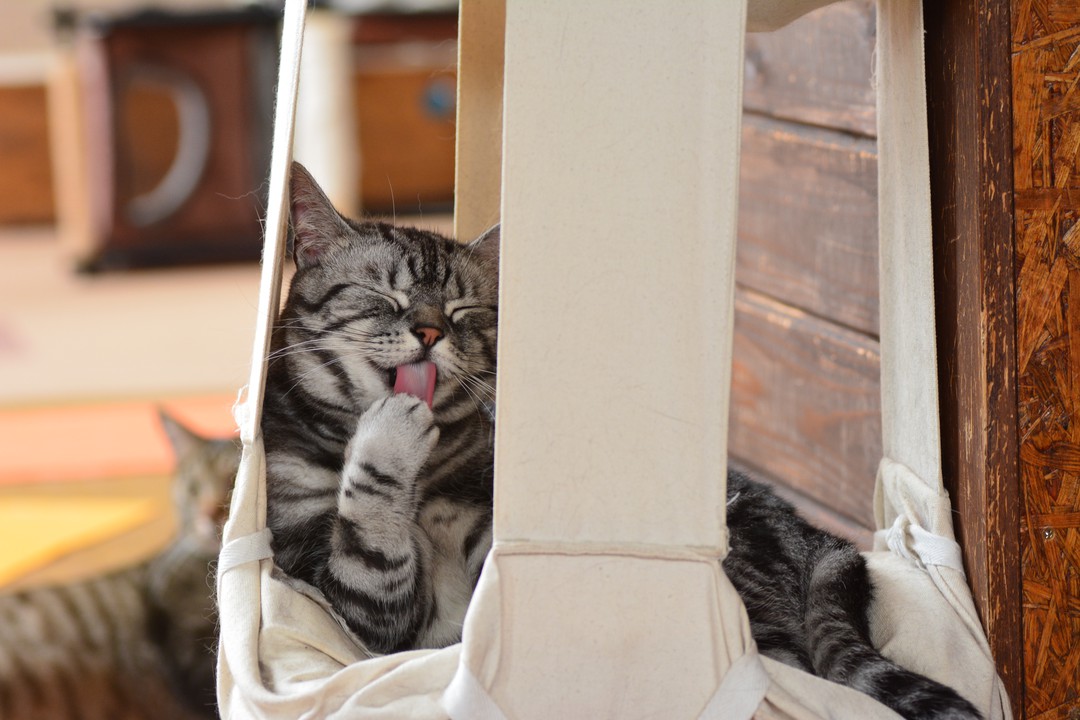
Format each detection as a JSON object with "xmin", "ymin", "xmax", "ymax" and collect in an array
[{"xmin": 449, "ymin": 1, "xmax": 761, "ymax": 716}]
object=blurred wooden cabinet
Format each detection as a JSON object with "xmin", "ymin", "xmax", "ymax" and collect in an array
[
  {"xmin": 351, "ymin": 13, "xmax": 458, "ymax": 214},
  {"xmin": 54, "ymin": 8, "xmax": 277, "ymax": 270},
  {"xmin": 49, "ymin": 8, "xmax": 459, "ymax": 268}
]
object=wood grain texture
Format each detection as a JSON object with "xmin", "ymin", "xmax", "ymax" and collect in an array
[
  {"xmin": 733, "ymin": 0, "xmax": 881, "ymax": 554},
  {"xmin": 737, "ymin": 114, "xmax": 879, "ymax": 336},
  {"xmin": 925, "ymin": 0, "xmax": 1024, "ymax": 713},
  {"xmin": 743, "ymin": 0, "xmax": 876, "ymax": 137},
  {"xmin": 1011, "ymin": 1, "xmax": 1080, "ymax": 716},
  {"xmin": 352, "ymin": 14, "xmax": 457, "ymax": 214},
  {"xmin": 728, "ymin": 288, "xmax": 881, "ymax": 534},
  {"xmin": 0, "ymin": 85, "xmax": 54, "ymax": 224}
]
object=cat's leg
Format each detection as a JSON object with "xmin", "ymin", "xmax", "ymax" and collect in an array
[
  {"xmin": 415, "ymin": 502, "xmax": 492, "ymax": 649},
  {"xmin": 320, "ymin": 394, "xmax": 439, "ymax": 654},
  {"xmin": 805, "ymin": 540, "xmax": 982, "ymax": 720}
]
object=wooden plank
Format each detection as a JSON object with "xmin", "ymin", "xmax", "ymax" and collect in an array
[
  {"xmin": 728, "ymin": 287, "xmax": 881, "ymax": 531},
  {"xmin": 924, "ymin": 0, "xmax": 1024, "ymax": 712},
  {"xmin": 737, "ymin": 114, "xmax": 879, "ymax": 336},
  {"xmin": 1010, "ymin": 2, "xmax": 1080, "ymax": 717},
  {"xmin": 0, "ymin": 84, "xmax": 54, "ymax": 224},
  {"xmin": 743, "ymin": 0, "xmax": 876, "ymax": 137}
]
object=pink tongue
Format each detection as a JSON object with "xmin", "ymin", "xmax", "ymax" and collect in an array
[{"xmin": 394, "ymin": 361, "xmax": 437, "ymax": 408}]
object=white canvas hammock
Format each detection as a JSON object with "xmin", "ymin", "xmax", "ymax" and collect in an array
[{"xmin": 216, "ymin": 1, "xmax": 1013, "ymax": 718}]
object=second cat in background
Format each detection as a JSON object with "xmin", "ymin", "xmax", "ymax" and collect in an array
[{"xmin": 0, "ymin": 412, "xmax": 237, "ymax": 720}]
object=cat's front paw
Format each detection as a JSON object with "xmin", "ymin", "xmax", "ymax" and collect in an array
[{"xmin": 344, "ymin": 395, "xmax": 439, "ymax": 492}]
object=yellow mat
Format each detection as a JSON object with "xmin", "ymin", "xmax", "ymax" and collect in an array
[{"xmin": 0, "ymin": 496, "xmax": 159, "ymax": 587}]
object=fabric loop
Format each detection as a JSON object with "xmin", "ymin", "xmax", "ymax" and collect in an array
[
  {"xmin": 879, "ymin": 515, "xmax": 964, "ymax": 574},
  {"xmin": 219, "ymin": 527, "xmax": 274, "ymax": 575},
  {"xmin": 232, "ymin": 389, "xmax": 255, "ymax": 445},
  {"xmin": 698, "ymin": 650, "xmax": 772, "ymax": 720},
  {"xmin": 443, "ymin": 648, "xmax": 771, "ymax": 720}
]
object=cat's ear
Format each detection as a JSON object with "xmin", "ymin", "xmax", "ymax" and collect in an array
[
  {"xmin": 158, "ymin": 409, "xmax": 206, "ymax": 461},
  {"xmin": 467, "ymin": 223, "xmax": 500, "ymax": 271},
  {"xmin": 290, "ymin": 162, "xmax": 352, "ymax": 270}
]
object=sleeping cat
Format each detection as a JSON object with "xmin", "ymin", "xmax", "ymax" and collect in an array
[
  {"xmin": 0, "ymin": 412, "xmax": 238, "ymax": 720},
  {"xmin": 264, "ymin": 162, "xmax": 980, "ymax": 720}
]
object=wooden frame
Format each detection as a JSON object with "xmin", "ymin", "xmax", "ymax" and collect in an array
[
  {"xmin": 928, "ymin": 1, "xmax": 1080, "ymax": 717},
  {"xmin": 925, "ymin": 0, "xmax": 1023, "ymax": 711}
]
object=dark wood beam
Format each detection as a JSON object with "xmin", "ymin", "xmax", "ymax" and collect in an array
[{"xmin": 924, "ymin": 0, "xmax": 1024, "ymax": 714}]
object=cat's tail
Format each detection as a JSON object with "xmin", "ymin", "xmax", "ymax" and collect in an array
[{"xmin": 806, "ymin": 539, "xmax": 983, "ymax": 720}]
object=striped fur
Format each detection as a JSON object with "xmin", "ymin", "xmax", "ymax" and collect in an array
[
  {"xmin": 724, "ymin": 470, "xmax": 982, "ymax": 720},
  {"xmin": 263, "ymin": 163, "xmax": 497, "ymax": 653},
  {"xmin": 0, "ymin": 413, "xmax": 237, "ymax": 720}
]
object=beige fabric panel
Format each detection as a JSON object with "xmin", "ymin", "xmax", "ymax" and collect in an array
[{"xmin": 492, "ymin": 0, "xmax": 743, "ymax": 548}]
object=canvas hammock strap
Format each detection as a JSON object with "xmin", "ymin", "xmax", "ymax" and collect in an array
[{"xmin": 218, "ymin": 527, "xmax": 273, "ymax": 575}]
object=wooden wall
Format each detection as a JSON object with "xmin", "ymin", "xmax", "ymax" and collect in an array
[{"xmin": 729, "ymin": 0, "xmax": 880, "ymax": 549}]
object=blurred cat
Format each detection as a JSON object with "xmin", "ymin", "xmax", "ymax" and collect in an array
[{"xmin": 0, "ymin": 411, "xmax": 238, "ymax": 720}]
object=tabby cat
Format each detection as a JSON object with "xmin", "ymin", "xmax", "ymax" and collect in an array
[
  {"xmin": 263, "ymin": 162, "xmax": 497, "ymax": 654},
  {"xmin": 0, "ymin": 412, "xmax": 238, "ymax": 720},
  {"xmin": 265, "ymin": 163, "xmax": 980, "ymax": 720},
  {"xmin": 724, "ymin": 471, "xmax": 981, "ymax": 720}
]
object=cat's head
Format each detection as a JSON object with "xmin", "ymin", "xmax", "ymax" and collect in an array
[
  {"xmin": 280, "ymin": 162, "xmax": 499, "ymax": 417},
  {"xmin": 158, "ymin": 410, "xmax": 239, "ymax": 553}
]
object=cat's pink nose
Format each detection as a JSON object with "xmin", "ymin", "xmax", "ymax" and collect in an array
[{"xmin": 414, "ymin": 325, "xmax": 443, "ymax": 347}]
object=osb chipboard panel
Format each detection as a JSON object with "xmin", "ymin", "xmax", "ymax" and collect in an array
[{"xmin": 1012, "ymin": 1, "xmax": 1080, "ymax": 716}]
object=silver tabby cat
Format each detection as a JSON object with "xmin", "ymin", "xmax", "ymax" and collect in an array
[
  {"xmin": 263, "ymin": 163, "xmax": 497, "ymax": 653},
  {"xmin": 265, "ymin": 164, "xmax": 980, "ymax": 720},
  {"xmin": 0, "ymin": 412, "xmax": 237, "ymax": 720}
]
